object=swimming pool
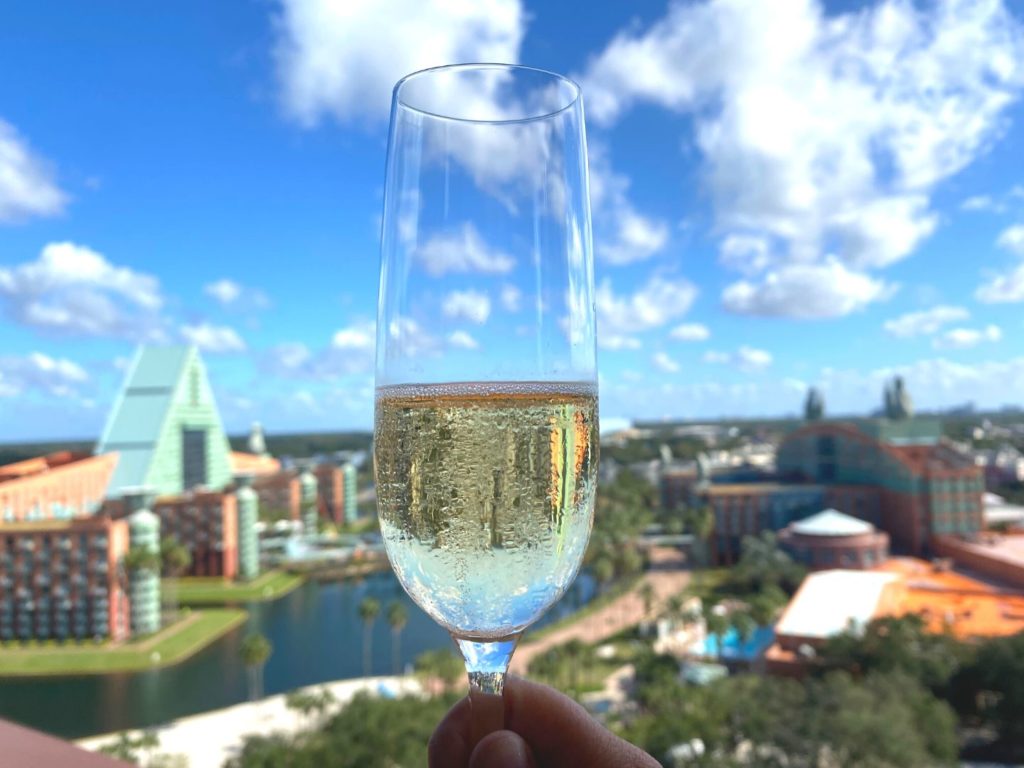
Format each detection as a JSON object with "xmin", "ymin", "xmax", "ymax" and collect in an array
[{"xmin": 692, "ymin": 625, "xmax": 775, "ymax": 661}]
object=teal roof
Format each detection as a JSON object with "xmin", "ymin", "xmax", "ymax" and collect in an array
[
  {"xmin": 97, "ymin": 345, "xmax": 196, "ymax": 494},
  {"xmin": 124, "ymin": 346, "xmax": 192, "ymax": 389}
]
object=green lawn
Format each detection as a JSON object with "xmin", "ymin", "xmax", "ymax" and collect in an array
[
  {"xmin": 0, "ymin": 609, "xmax": 246, "ymax": 676},
  {"xmin": 169, "ymin": 570, "xmax": 304, "ymax": 605}
]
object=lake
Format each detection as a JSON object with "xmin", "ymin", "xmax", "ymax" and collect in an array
[{"xmin": 0, "ymin": 571, "xmax": 595, "ymax": 739}]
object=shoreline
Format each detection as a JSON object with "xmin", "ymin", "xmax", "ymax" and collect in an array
[
  {"xmin": 76, "ymin": 675, "xmax": 423, "ymax": 768},
  {"xmin": 0, "ymin": 609, "xmax": 247, "ymax": 678}
]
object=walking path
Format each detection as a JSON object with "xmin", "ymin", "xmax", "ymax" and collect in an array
[
  {"xmin": 512, "ymin": 547, "xmax": 689, "ymax": 673},
  {"xmin": 77, "ymin": 676, "xmax": 422, "ymax": 768}
]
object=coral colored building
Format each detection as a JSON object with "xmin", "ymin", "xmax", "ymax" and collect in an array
[
  {"xmin": 0, "ymin": 516, "xmax": 130, "ymax": 641},
  {"xmin": 0, "ymin": 452, "xmax": 118, "ymax": 523}
]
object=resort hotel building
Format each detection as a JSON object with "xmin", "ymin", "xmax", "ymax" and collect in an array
[{"xmin": 0, "ymin": 345, "xmax": 359, "ymax": 642}]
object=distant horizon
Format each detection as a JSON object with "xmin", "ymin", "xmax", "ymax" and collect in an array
[{"xmin": 3, "ymin": 397, "xmax": 1021, "ymax": 451}]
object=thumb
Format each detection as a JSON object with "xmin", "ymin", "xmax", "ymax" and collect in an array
[{"xmin": 469, "ymin": 730, "xmax": 538, "ymax": 768}]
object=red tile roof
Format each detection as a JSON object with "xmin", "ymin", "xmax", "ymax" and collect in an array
[{"xmin": 0, "ymin": 718, "xmax": 130, "ymax": 767}]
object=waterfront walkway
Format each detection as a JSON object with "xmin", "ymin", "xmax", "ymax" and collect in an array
[
  {"xmin": 512, "ymin": 547, "xmax": 689, "ymax": 673},
  {"xmin": 78, "ymin": 676, "xmax": 422, "ymax": 768}
]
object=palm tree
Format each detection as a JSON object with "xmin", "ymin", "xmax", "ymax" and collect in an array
[
  {"xmin": 358, "ymin": 597, "xmax": 381, "ymax": 677},
  {"xmin": 160, "ymin": 536, "xmax": 192, "ymax": 622},
  {"xmin": 591, "ymin": 555, "xmax": 615, "ymax": 595},
  {"xmin": 123, "ymin": 546, "xmax": 160, "ymax": 574},
  {"xmin": 240, "ymin": 632, "xmax": 273, "ymax": 700},
  {"xmin": 639, "ymin": 581, "xmax": 656, "ymax": 635},
  {"xmin": 386, "ymin": 601, "xmax": 408, "ymax": 675}
]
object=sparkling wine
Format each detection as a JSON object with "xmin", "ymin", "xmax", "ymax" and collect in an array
[{"xmin": 374, "ymin": 381, "xmax": 598, "ymax": 640}]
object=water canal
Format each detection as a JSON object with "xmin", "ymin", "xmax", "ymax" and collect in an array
[{"xmin": 0, "ymin": 571, "xmax": 596, "ymax": 739}]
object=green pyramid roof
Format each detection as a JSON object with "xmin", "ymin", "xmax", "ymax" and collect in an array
[{"xmin": 97, "ymin": 345, "xmax": 232, "ymax": 497}]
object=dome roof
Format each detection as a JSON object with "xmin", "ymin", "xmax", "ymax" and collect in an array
[{"xmin": 791, "ymin": 509, "xmax": 874, "ymax": 537}]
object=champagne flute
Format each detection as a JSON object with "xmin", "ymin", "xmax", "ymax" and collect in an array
[{"xmin": 374, "ymin": 63, "xmax": 598, "ymax": 744}]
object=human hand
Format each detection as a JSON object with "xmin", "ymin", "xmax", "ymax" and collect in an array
[{"xmin": 429, "ymin": 676, "xmax": 660, "ymax": 768}]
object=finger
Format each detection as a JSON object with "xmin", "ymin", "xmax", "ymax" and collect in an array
[
  {"xmin": 503, "ymin": 677, "xmax": 659, "ymax": 768},
  {"xmin": 429, "ymin": 695, "xmax": 473, "ymax": 768},
  {"xmin": 469, "ymin": 731, "xmax": 538, "ymax": 768}
]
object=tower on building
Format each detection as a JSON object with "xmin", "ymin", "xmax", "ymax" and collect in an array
[
  {"xmin": 97, "ymin": 346, "xmax": 233, "ymax": 497},
  {"xmin": 234, "ymin": 474, "xmax": 260, "ymax": 581},
  {"xmin": 248, "ymin": 422, "xmax": 268, "ymax": 457},
  {"xmin": 125, "ymin": 489, "xmax": 161, "ymax": 636}
]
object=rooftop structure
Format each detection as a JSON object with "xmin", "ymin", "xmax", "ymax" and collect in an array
[
  {"xmin": 789, "ymin": 509, "xmax": 874, "ymax": 537},
  {"xmin": 932, "ymin": 533, "xmax": 1024, "ymax": 591},
  {"xmin": 0, "ymin": 718, "xmax": 128, "ymax": 767},
  {"xmin": 229, "ymin": 451, "xmax": 281, "ymax": 477},
  {"xmin": 767, "ymin": 557, "xmax": 1024, "ymax": 674},
  {"xmin": 779, "ymin": 509, "xmax": 890, "ymax": 571},
  {"xmin": 774, "ymin": 570, "xmax": 900, "ymax": 645},
  {"xmin": 0, "ymin": 452, "xmax": 118, "ymax": 524},
  {"xmin": 97, "ymin": 346, "xmax": 232, "ymax": 497}
]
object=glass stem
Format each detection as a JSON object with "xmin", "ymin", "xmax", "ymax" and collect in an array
[{"xmin": 454, "ymin": 634, "xmax": 520, "ymax": 748}]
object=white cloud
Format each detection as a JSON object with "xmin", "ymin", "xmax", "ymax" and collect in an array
[
  {"xmin": 719, "ymin": 235, "xmax": 772, "ymax": 275},
  {"xmin": 0, "ymin": 242, "xmax": 164, "ymax": 338},
  {"xmin": 960, "ymin": 194, "xmax": 997, "ymax": 212},
  {"xmin": 597, "ymin": 274, "xmax": 698, "ymax": 335},
  {"xmin": 332, "ymin": 320, "xmax": 376, "ymax": 350},
  {"xmin": 818, "ymin": 356, "xmax": 1024, "ymax": 414},
  {"xmin": 976, "ymin": 224, "xmax": 1024, "ymax": 302},
  {"xmin": 180, "ymin": 322, "xmax": 247, "ymax": 353},
  {"xmin": 204, "ymin": 278, "xmax": 270, "ymax": 309},
  {"xmin": 883, "ymin": 305, "xmax": 969, "ymax": 338},
  {"xmin": 442, "ymin": 290, "xmax": 491, "ymax": 324},
  {"xmin": 589, "ymin": 144, "xmax": 670, "ymax": 266},
  {"xmin": 975, "ymin": 263, "xmax": 1024, "ymax": 303},
  {"xmin": 500, "ymin": 284, "xmax": 522, "ymax": 312},
  {"xmin": 598, "ymin": 207, "xmax": 669, "ymax": 265},
  {"xmin": 600, "ymin": 334, "xmax": 642, "ymax": 351},
  {"xmin": 703, "ymin": 345, "xmax": 773, "ymax": 372},
  {"xmin": 263, "ymin": 342, "xmax": 312, "ymax": 375},
  {"xmin": 997, "ymin": 224, "xmax": 1024, "ymax": 257},
  {"xmin": 670, "ymin": 323, "xmax": 710, "ymax": 342},
  {"xmin": 583, "ymin": 0, "xmax": 1024, "ymax": 314},
  {"xmin": 416, "ymin": 224, "xmax": 515, "ymax": 277},
  {"xmin": 272, "ymin": 0, "xmax": 524, "ymax": 126},
  {"xmin": 933, "ymin": 324, "xmax": 1001, "ymax": 350},
  {"xmin": 264, "ymin": 323, "xmax": 378, "ymax": 380},
  {"xmin": 722, "ymin": 259, "xmax": 890, "ymax": 318},
  {"xmin": 386, "ymin": 316, "xmax": 438, "ymax": 358},
  {"xmin": 205, "ymin": 279, "xmax": 241, "ymax": 305},
  {"xmin": 447, "ymin": 330, "xmax": 479, "ymax": 350},
  {"xmin": 652, "ymin": 351, "xmax": 680, "ymax": 373},
  {"xmin": 0, "ymin": 118, "xmax": 67, "ymax": 223},
  {"xmin": 0, "ymin": 352, "xmax": 89, "ymax": 398}
]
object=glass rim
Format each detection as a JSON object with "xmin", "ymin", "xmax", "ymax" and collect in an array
[{"xmin": 392, "ymin": 62, "xmax": 583, "ymax": 125}]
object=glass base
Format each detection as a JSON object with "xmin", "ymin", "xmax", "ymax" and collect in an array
[{"xmin": 454, "ymin": 634, "xmax": 520, "ymax": 746}]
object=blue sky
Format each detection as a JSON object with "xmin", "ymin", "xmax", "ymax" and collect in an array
[{"xmin": 1, "ymin": 0, "xmax": 1024, "ymax": 441}]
